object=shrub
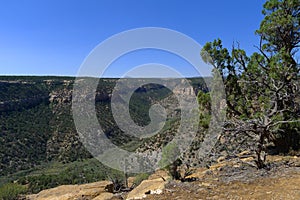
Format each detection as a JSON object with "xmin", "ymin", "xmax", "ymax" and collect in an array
[
  {"xmin": 158, "ymin": 142, "xmax": 182, "ymax": 180},
  {"xmin": 0, "ymin": 183, "xmax": 27, "ymax": 200},
  {"xmin": 132, "ymin": 173, "xmax": 149, "ymax": 186}
]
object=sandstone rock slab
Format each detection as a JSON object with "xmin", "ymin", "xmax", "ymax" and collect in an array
[{"xmin": 26, "ymin": 181, "xmax": 113, "ymax": 200}]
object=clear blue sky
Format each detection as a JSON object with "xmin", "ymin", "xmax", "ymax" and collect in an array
[{"xmin": 0, "ymin": 0, "xmax": 265, "ymax": 77}]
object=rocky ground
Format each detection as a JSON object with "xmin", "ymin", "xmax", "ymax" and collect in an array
[
  {"xmin": 25, "ymin": 155, "xmax": 300, "ymax": 200},
  {"xmin": 141, "ymin": 156, "xmax": 300, "ymax": 200}
]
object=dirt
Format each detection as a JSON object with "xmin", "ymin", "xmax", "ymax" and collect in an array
[{"xmin": 141, "ymin": 156, "xmax": 300, "ymax": 200}]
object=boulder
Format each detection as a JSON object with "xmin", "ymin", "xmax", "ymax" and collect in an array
[
  {"xmin": 26, "ymin": 181, "xmax": 113, "ymax": 200},
  {"xmin": 126, "ymin": 178, "xmax": 166, "ymax": 200},
  {"xmin": 92, "ymin": 192, "xmax": 114, "ymax": 200}
]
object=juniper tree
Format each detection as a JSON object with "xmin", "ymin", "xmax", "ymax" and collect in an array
[{"xmin": 201, "ymin": 0, "xmax": 300, "ymax": 168}]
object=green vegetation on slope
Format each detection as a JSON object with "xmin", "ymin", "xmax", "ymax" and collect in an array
[{"xmin": 0, "ymin": 76, "xmax": 208, "ymax": 195}]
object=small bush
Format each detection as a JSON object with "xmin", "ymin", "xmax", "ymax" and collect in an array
[
  {"xmin": 158, "ymin": 142, "xmax": 182, "ymax": 180},
  {"xmin": 133, "ymin": 173, "xmax": 149, "ymax": 186},
  {"xmin": 0, "ymin": 183, "xmax": 27, "ymax": 200}
]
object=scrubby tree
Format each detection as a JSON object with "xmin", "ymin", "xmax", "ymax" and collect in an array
[
  {"xmin": 197, "ymin": 90, "xmax": 211, "ymax": 129},
  {"xmin": 201, "ymin": 0, "xmax": 300, "ymax": 168},
  {"xmin": 159, "ymin": 142, "xmax": 182, "ymax": 180}
]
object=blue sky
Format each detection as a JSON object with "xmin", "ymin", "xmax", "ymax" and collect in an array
[{"xmin": 0, "ymin": 0, "xmax": 265, "ymax": 77}]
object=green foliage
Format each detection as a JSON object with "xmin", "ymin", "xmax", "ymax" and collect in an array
[
  {"xmin": 159, "ymin": 142, "xmax": 182, "ymax": 180},
  {"xmin": 197, "ymin": 91, "xmax": 211, "ymax": 128},
  {"xmin": 0, "ymin": 102, "xmax": 53, "ymax": 175},
  {"xmin": 256, "ymin": 0, "xmax": 300, "ymax": 53},
  {"xmin": 105, "ymin": 169, "xmax": 126, "ymax": 192},
  {"xmin": 0, "ymin": 76, "xmax": 208, "ymax": 193},
  {"xmin": 15, "ymin": 159, "xmax": 119, "ymax": 194},
  {"xmin": 129, "ymin": 84, "xmax": 172, "ymax": 126},
  {"xmin": 159, "ymin": 142, "xmax": 180, "ymax": 168},
  {"xmin": 133, "ymin": 173, "xmax": 149, "ymax": 186},
  {"xmin": 0, "ymin": 183, "xmax": 27, "ymax": 200},
  {"xmin": 201, "ymin": 0, "xmax": 300, "ymax": 168}
]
